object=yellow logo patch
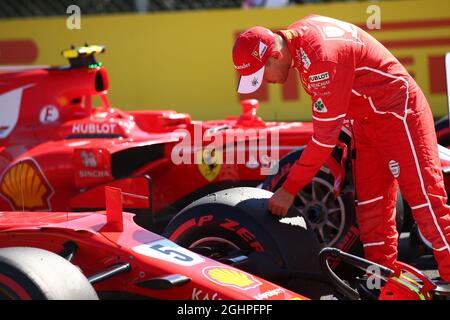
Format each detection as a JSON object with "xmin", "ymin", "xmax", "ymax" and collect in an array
[
  {"xmin": 0, "ymin": 159, "xmax": 53, "ymax": 210},
  {"xmin": 196, "ymin": 149, "xmax": 222, "ymax": 182},
  {"xmin": 202, "ymin": 266, "xmax": 262, "ymax": 290},
  {"xmin": 284, "ymin": 30, "xmax": 295, "ymax": 40}
]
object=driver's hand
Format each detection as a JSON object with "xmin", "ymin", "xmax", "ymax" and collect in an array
[{"xmin": 268, "ymin": 187, "xmax": 295, "ymax": 217}]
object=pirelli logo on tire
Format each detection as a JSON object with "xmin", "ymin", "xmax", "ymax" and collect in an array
[{"xmin": 202, "ymin": 265, "xmax": 262, "ymax": 290}]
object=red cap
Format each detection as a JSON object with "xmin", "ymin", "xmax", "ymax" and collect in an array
[{"xmin": 233, "ymin": 27, "xmax": 276, "ymax": 94}]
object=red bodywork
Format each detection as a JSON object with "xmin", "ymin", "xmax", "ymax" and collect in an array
[
  {"xmin": 0, "ymin": 187, "xmax": 306, "ymax": 300},
  {"xmin": 0, "ymin": 58, "xmax": 313, "ymax": 228},
  {"xmin": 1, "ymin": 48, "xmax": 449, "ymax": 231}
]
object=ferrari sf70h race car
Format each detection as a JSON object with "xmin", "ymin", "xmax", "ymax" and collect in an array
[
  {"xmin": 1, "ymin": 46, "xmax": 450, "ymax": 300},
  {"xmin": 0, "ymin": 187, "xmax": 310, "ymax": 300},
  {"xmin": 0, "ymin": 45, "xmax": 313, "ymax": 232},
  {"xmin": 1, "ymin": 186, "xmax": 449, "ymax": 300}
]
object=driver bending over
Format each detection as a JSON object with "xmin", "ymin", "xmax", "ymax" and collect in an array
[{"xmin": 232, "ymin": 15, "xmax": 450, "ymax": 281}]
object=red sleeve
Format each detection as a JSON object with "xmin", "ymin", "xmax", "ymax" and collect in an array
[{"xmin": 282, "ymin": 61, "xmax": 354, "ymax": 195}]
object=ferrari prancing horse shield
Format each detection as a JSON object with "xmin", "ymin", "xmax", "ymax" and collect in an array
[{"xmin": 196, "ymin": 149, "xmax": 222, "ymax": 182}]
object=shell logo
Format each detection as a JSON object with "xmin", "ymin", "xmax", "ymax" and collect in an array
[
  {"xmin": 202, "ymin": 266, "xmax": 262, "ymax": 290},
  {"xmin": 0, "ymin": 159, "xmax": 53, "ymax": 210}
]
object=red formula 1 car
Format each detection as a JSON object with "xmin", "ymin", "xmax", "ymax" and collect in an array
[
  {"xmin": 0, "ymin": 186, "xmax": 320, "ymax": 300},
  {"xmin": 1, "ymin": 45, "xmax": 450, "ymax": 255},
  {"xmin": 1, "ymin": 186, "xmax": 449, "ymax": 300},
  {"xmin": 0, "ymin": 45, "xmax": 313, "ymax": 233}
]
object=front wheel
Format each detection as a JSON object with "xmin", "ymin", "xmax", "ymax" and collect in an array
[{"xmin": 0, "ymin": 247, "xmax": 98, "ymax": 300}]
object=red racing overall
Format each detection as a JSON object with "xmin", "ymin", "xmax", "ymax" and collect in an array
[{"xmin": 280, "ymin": 15, "xmax": 450, "ymax": 280}]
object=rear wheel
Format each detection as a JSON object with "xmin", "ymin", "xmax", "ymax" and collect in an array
[
  {"xmin": 294, "ymin": 175, "xmax": 347, "ymax": 247},
  {"xmin": 0, "ymin": 247, "xmax": 98, "ymax": 300}
]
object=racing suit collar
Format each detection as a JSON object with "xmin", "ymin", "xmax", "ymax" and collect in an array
[{"xmin": 276, "ymin": 29, "xmax": 303, "ymax": 69}]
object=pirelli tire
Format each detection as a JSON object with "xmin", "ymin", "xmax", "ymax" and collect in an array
[
  {"xmin": 0, "ymin": 247, "xmax": 98, "ymax": 300},
  {"xmin": 262, "ymin": 148, "xmax": 405, "ymax": 254},
  {"xmin": 163, "ymin": 187, "xmax": 328, "ymax": 299}
]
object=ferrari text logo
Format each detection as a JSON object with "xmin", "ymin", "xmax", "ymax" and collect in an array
[
  {"xmin": 202, "ymin": 265, "xmax": 262, "ymax": 290},
  {"xmin": 0, "ymin": 159, "xmax": 54, "ymax": 210},
  {"xmin": 196, "ymin": 149, "xmax": 222, "ymax": 181}
]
